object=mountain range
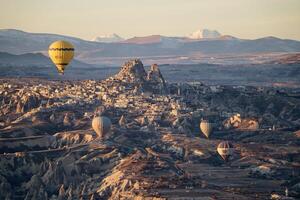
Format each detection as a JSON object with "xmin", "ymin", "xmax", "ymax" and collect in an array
[
  {"xmin": 91, "ymin": 29, "xmax": 224, "ymax": 43},
  {"xmin": 0, "ymin": 29, "xmax": 300, "ymax": 66}
]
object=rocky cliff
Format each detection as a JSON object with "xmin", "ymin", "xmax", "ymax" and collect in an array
[{"xmin": 115, "ymin": 59, "xmax": 167, "ymax": 94}]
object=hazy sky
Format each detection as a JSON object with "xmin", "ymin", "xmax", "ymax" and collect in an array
[{"xmin": 0, "ymin": 0, "xmax": 300, "ymax": 40}]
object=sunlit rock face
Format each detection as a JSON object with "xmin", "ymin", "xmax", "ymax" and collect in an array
[
  {"xmin": 223, "ymin": 114, "xmax": 260, "ymax": 130},
  {"xmin": 115, "ymin": 59, "xmax": 167, "ymax": 94},
  {"xmin": 21, "ymin": 94, "xmax": 40, "ymax": 112},
  {"xmin": 115, "ymin": 59, "xmax": 147, "ymax": 83}
]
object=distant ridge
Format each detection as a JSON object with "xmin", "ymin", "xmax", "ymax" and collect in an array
[
  {"xmin": 0, "ymin": 29, "xmax": 300, "ymax": 65},
  {"xmin": 122, "ymin": 35, "xmax": 163, "ymax": 44},
  {"xmin": 0, "ymin": 51, "xmax": 93, "ymax": 68}
]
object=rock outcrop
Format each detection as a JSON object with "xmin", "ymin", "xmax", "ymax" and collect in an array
[
  {"xmin": 115, "ymin": 59, "xmax": 147, "ymax": 83},
  {"xmin": 0, "ymin": 175, "xmax": 12, "ymax": 199},
  {"xmin": 115, "ymin": 59, "xmax": 167, "ymax": 94},
  {"xmin": 147, "ymin": 64, "xmax": 167, "ymax": 94},
  {"xmin": 25, "ymin": 175, "xmax": 48, "ymax": 200},
  {"xmin": 16, "ymin": 93, "xmax": 41, "ymax": 113},
  {"xmin": 223, "ymin": 113, "xmax": 259, "ymax": 130}
]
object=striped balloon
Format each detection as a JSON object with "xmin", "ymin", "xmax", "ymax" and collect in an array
[{"xmin": 48, "ymin": 40, "xmax": 74, "ymax": 74}]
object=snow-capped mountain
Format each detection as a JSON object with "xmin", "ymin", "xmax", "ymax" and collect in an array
[
  {"xmin": 188, "ymin": 29, "xmax": 221, "ymax": 39},
  {"xmin": 92, "ymin": 33, "xmax": 124, "ymax": 43},
  {"xmin": 1, "ymin": 29, "xmax": 300, "ymax": 66}
]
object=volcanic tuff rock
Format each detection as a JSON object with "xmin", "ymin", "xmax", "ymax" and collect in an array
[
  {"xmin": 115, "ymin": 59, "xmax": 167, "ymax": 94},
  {"xmin": 0, "ymin": 175, "xmax": 11, "ymax": 199},
  {"xmin": 0, "ymin": 59, "xmax": 300, "ymax": 199},
  {"xmin": 148, "ymin": 64, "xmax": 164, "ymax": 80},
  {"xmin": 25, "ymin": 175, "xmax": 48, "ymax": 200},
  {"xmin": 115, "ymin": 59, "xmax": 147, "ymax": 83},
  {"xmin": 147, "ymin": 64, "xmax": 167, "ymax": 93}
]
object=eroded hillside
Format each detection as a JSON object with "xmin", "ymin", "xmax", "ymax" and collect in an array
[{"xmin": 0, "ymin": 60, "xmax": 299, "ymax": 199}]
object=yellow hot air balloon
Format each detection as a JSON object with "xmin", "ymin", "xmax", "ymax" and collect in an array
[
  {"xmin": 200, "ymin": 120, "xmax": 213, "ymax": 138},
  {"xmin": 48, "ymin": 41, "xmax": 74, "ymax": 74}
]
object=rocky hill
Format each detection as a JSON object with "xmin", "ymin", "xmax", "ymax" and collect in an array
[{"xmin": 0, "ymin": 59, "xmax": 299, "ymax": 199}]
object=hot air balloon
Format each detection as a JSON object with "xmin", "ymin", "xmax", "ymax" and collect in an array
[
  {"xmin": 92, "ymin": 116, "xmax": 112, "ymax": 138},
  {"xmin": 48, "ymin": 41, "xmax": 74, "ymax": 74},
  {"xmin": 217, "ymin": 141, "xmax": 234, "ymax": 161},
  {"xmin": 200, "ymin": 120, "xmax": 213, "ymax": 138},
  {"xmin": 118, "ymin": 115, "xmax": 126, "ymax": 128}
]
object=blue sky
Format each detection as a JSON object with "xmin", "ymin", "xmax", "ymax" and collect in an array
[{"xmin": 0, "ymin": 0, "xmax": 299, "ymax": 40}]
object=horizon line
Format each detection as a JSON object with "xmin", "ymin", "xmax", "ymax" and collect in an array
[{"xmin": 1, "ymin": 28, "xmax": 300, "ymax": 42}]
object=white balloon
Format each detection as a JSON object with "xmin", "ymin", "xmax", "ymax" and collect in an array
[{"xmin": 92, "ymin": 116, "xmax": 111, "ymax": 138}]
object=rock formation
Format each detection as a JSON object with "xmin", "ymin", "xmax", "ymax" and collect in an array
[
  {"xmin": 115, "ymin": 59, "xmax": 166, "ymax": 94},
  {"xmin": 223, "ymin": 113, "xmax": 259, "ymax": 130},
  {"xmin": 115, "ymin": 59, "xmax": 147, "ymax": 83},
  {"xmin": 147, "ymin": 64, "xmax": 167, "ymax": 94},
  {"xmin": 0, "ymin": 59, "xmax": 299, "ymax": 199},
  {"xmin": 25, "ymin": 175, "xmax": 48, "ymax": 200}
]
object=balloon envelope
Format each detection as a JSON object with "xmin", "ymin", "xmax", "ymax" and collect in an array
[
  {"xmin": 119, "ymin": 115, "xmax": 126, "ymax": 127},
  {"xmin": 200, "ymin": 120, "xmax": 213, "ymax": 138},
  {"xmin": 48, "ymin": 40, "xmax": 74, "ymax": 74},
  {"xmin": 217, "ymin": 141, "xmax": 234, "ymax": 161},
  {"xmin": 92, "ymin": 116, "xmax": 112, "ymax": 138}
]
